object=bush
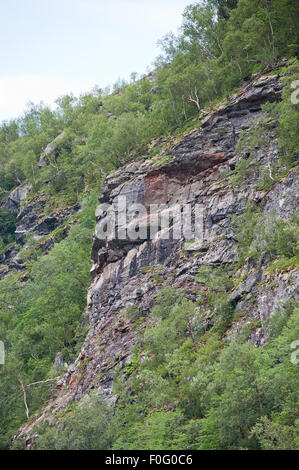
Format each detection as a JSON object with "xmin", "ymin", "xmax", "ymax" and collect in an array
[
  {"xmin": 0, "ymin": 207, "xmax": 17, "ymax": 245},
  {"xmin": 36, "ymin": 396, "xmax": 115, "ymax": 450}
]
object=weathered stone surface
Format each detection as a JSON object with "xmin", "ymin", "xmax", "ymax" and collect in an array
[
  {"xmin": 0, "ymin": 182, "xmax": 31, "ymax": 213},
  {"xmin": 38, "ymin": 131, "xmax": 67, "ymax": 168},
  {"xmin": 15, "ymin": 63, "xmax": 299, "ymax": 446},
  {"xmin": 0, "ymin": 187, "xmax": 81, "ymax": 279}
]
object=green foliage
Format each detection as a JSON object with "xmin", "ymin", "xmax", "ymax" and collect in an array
[
  {"xmin": 33, "ymin": 277, "xmax": 299, "ymax": 451},
  {"xmin": 231, "ymin": 59, "xmax": 299, "ymax": 191},
  {"xmin": 1, "ymin": 0, "xmax": 299, "ymax": 450},
  {"xmin": 125, "ymin": 305, "xmax": 140, "ymax": 322},
  {"xmin": 263, "ymin": 213, "xmax": 299, "ymax": 260},
  {"xmin": 233, "ymin": 203, "xmax": 299, "ymax": 272},
  {"xmin": 0, "ymin": 194, "xmax": 97, "ymax": 448},
  {"xmin": 112, "ymin": 410, "xmax": 197, "ymax": 450},
  {"xmin": 1, "ymin": 0, "xmax": 298, "ymax": 207},
  {"xmin": 196, "ymin": 265, "xmax": 234, "ymax": 333},
  {"xmin": 0, "ymin": 207, "xmax": 17, "ymax": 246},
  {"xmin": 251, "ymin": 415, "xmax": 299, "ymax": 450},
  {"xmin": 232, "ymin": 202, "xmax": 262, "ymax": 268},
  {"xmin": 231, "ymin": 110, "xmax": 278, "ymax": 190},
  {"xmin": 277, "ymin": 59, "xmax": 299, "ymax": 166},
  {"xmin": 35, "ymin": 396, "xmax": 115, "ymax": 450},
  {"xmin": 266, "ymin": 301, "xmax": 296, "ymax": 340},
  {"xmin": 111, "ymin": 289, "xmax": 299, "ymax": 450}
]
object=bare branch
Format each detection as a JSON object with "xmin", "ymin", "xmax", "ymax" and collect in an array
[
  {"xmin": 188, "ymin": 86, "xmax": 201, "ymax": 112},
  {"xmin": 17, "ymin": 376, "xmax": 29, "ymax": 420},
  {"xmin": 268, "ymin": 162, "xmax": 274, "ymax": 181},
  {"xmin": 25, "ymin": 378, "xmax": 57, "ymax": 388}
]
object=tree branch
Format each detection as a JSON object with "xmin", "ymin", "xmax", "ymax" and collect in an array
[{"xmin": 17, "ymin": 375, "xmax": 29, "ymax": 420}]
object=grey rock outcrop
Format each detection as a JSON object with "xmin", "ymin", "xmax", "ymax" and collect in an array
[
  {"xmin": 1, "ymin": 182, "xmax": 31, "ymax": 213},
  {"xmin": 38, "ymin": 131, "xmax": 67, "ymax": 168},
  {"xmin": 0, "ymin": 178, "xmax": 80, "ymax": 280},
  {"xmin": 15, "ymin": 63, "xmax": 299, "ymax": 446}
]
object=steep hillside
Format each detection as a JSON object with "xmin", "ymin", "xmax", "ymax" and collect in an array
[
  {"xmin": 13, "ymin": 62, "xmax": 299, "ymax": 450},
  {"xmin": 1, "ymin": 0, "xmax": 298, "ymax": 451}
]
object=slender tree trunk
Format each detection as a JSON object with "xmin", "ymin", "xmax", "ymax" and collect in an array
[{"xmin": 17, "ymin": 376, "xmax": 29, "ymax": 420}]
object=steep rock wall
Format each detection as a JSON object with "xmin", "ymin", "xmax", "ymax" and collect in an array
[
  {"xmin": 0, "ymin": 184, "xmax": 80, "ymax": 279},
  {"xmin": 15, "ymin": 65, "xmax": 299, "ymax": 445}
]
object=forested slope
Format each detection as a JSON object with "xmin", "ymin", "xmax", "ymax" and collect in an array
[{"xmin": 0, "ymin": 0, "xmax": 298, "ymax": 450}]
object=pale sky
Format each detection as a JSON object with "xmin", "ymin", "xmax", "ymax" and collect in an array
[{"xmin": 0, "ymin": 0, "xmax": 193, "ymax": 122}]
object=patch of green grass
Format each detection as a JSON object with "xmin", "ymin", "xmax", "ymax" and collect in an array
[
  {"xmin": 141, "ymin": 265, "xmax": 164, "ymax": 274},
  {"xmin": 230, "ymin": 156, "xmax": 258, "ymax": 190},
  {"xmin": 266, "ymin": 257, "xmax": 299, "ymax": 275},
  {"xmin": 0, "ymin": 241, "xmax": 16, "ymax": 256},
  {"xmin": 125, "ymin": 305, "xmax": 140, "ymax": 322},
  {"xmin": 152, "ymin": 154, "xmax": 173, "ymax": 167},
  {"xmin": 152, "ymin": 274, "xmax": 164, "ymax": 286},
  {"xmin": 232, "ymin": 311, "xmax": 247, "ymax": 322}
]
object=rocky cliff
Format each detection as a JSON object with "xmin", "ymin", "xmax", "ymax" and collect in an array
[
  {"xmin": 0, "ymin": 183, "xmax": 80, "ymax": 280},
  {"xmin": 14, "ymin": 62, "xmax": 299, "ymax": 445}
]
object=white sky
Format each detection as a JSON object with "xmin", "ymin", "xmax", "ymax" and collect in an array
[{"xmin": 0, "ymin": 0, "xmax": 193, "ymax": 122}]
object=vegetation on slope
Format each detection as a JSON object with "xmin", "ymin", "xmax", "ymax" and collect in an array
[
  {"xmin": 34, "ymin": 288, "xmax": 299, "ymax": 450},
  {"xmin": 1, "ymin": 0, "xmax": 298, "ymax": 210},
  {"xmin": 0, "ymin": 0, "xmax": 299, "ymax": 449},
  {"xmin": 0, "ymin": 193, "xmax": 98, "ymax": 448}
]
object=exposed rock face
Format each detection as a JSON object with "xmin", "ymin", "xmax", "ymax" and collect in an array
[
  {"xmin": 38, "ymin": 131, "xmax": 67, "ymax": 168},
  {"xmin": 14, "ymin": 194, "xmax": 80, "ymax": 244},
  {"xmin": 0, "ymin": 185, "xmax": 80, "ymax": 280},
  {"xmin": 15, "ymin": 64, "xmax": 299, "ymax": 445},
  {"xmin": 1, "ymin": 182, "xmax": 31, "ymax": 213}
]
